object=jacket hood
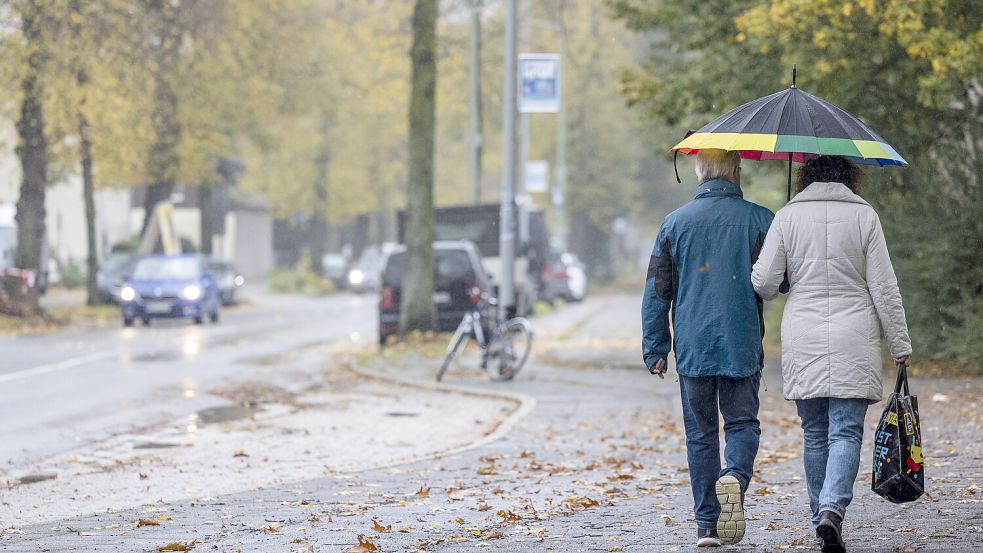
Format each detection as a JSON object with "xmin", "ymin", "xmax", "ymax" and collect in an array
[{"xmin": 787, "ymin": 181, "xmax": 870, "ymax": 207}]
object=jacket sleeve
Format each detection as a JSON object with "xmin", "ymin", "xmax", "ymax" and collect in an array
[
  {"xmin": 751, "ymin": 216, "xmax": 787, "ymax": 300},
  {"xmin": 641, "ymin": 223, "xmax": 675, "ymax": 371},
  {"xmin": 865, "ymin": 213, "xmax": 912, "ymax": 357}
]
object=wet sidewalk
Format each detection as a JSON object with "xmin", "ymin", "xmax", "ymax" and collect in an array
[{"xmin": 3, "ymin": 293, "xmax": 981, "ymax": 552}]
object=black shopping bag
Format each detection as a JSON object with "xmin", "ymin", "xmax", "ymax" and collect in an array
[{"xmin": 872, "ymin": 362, "xmax": 925, "ymax": 503}]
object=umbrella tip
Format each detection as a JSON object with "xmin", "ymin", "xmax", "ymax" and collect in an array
[{"xmin": 791, "ymin": 64, "xmax": 797, "ymax": 88}]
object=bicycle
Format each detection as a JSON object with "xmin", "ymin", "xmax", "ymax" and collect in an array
[{"xmin": 436, "ymin": 291, "xmax": 533, "ymax": 382}]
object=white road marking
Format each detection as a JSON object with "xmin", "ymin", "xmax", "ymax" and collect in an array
[{"xmin": 0, "ymin": 351, "xmax": 117, "ymax": 384}]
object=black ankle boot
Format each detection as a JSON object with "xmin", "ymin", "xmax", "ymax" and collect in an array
[{"xmin": 816, "ymin": 511, "xmax": 845, "ymax": 553}]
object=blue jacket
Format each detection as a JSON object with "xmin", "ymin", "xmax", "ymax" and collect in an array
[{"xmin": 642, "ymin": 179, "xmax": 776, "ymax": 378}]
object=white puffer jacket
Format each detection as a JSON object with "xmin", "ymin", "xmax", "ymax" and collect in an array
[{"xmin": 752, "ymin": 182, "xmax": 912, "ymax": 402}]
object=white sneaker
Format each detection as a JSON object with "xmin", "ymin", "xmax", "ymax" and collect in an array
[{"xmin": 715, "ymin": 474, "xmax": 746, "ymax": 544}]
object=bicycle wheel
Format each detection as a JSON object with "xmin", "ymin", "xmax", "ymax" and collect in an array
[
  {"xmin": 487, "ymin": 317, "xmax": 533, "ymax": 381},
  {"xmin": 437, "ymin": 319, "xmax": 471, "ymax": 382}
]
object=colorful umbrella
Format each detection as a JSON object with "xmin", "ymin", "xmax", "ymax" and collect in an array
[{"xmin": 672, "ymin": 66, "xmax": 907, "ymax": 198}]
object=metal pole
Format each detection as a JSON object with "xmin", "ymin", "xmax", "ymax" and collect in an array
[
  {"xmin": 518, "ymin": 0, "xmax": 530, "ymax": 203},
  {"xmin": 554, "ymin": 32, "xmax": 567, "ymax": 251},
  {"xmin": 499, "ymin": 0, "xmax": 517, "ymax": 319},
  {"xmin": 467, "ymin": 0, "xmax": 482, "ymax": 204}
]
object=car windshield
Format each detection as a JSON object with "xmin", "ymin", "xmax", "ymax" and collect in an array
[
  {"xmin": 383, "ymin": 249, "xmax": 475, "ymax": 287},
  {"xmin": 102, "ymin": 254, "xmax": 135, "ymax": 273},
  {"xmin": 132, "ymin": 257, "xmax": 201, "ymax": 280}
]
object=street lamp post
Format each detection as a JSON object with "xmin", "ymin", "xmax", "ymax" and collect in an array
[
  {"xmin": 467, "ymin": 0, "xmax": 482, "ymax": 205},
  {"xmin": 499, "ymin": 0, "xmax": 517, "ymax": 319}
]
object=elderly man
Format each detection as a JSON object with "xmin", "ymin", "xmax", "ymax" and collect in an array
[{"xmin": 642, "ymin": 149, "xmax": 779, "ymax": 547}]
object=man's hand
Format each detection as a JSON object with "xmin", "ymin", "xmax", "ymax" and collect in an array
[
  {"xmin": 894, "ymin": 354, "xmax": 911, "ymax": 366},
  {"xmin": 649, "ymin": 357, "xmax": 667, "ymax": 379}
]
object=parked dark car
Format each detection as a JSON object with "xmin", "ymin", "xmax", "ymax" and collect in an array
[
  {"xmin": 397, "ymin": 203, "xmax": 551, "ymax": 316},
  {"xmin": 378, "ymin": 241, "xmax": 491, "ymax": 345},
  {"xmin": 119, "ymin": 254, "xmax": 220, "ymax": 326},
  {"xmin": 96, "ymin": 251, "xmax": 139, "ymax": 304},
  {"xmin": 207, "ymin": 260, "xmax": 245, "ymax": 306}
]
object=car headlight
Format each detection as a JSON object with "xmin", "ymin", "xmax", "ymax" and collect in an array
[
  {"xmin": 348, "ymin": 269, "xmax": 364, "ymax": 285},
  {"xmin": 183, "ymin": 285, "xmax": 202, "ymax": 301},
  {"xmin": 119, "ymin": 286, "xmax": 137, "ymax": 302},
  {"xmin": 233, "ymin": 275, "xmax": 245, "ymax": 287}
]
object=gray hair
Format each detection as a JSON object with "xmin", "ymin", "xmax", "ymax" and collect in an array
[{"xmin": 695, "ymin": 149, "xmax": 741, "ymax": 183}]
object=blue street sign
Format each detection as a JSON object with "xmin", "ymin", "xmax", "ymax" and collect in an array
[{"xmin": 519, "ymin": 54, "xmax": 560, "ymax": 113}]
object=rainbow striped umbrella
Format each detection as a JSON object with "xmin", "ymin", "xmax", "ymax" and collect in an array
[{"xmin": 672, "ymin": 67, "xmax": 907, "ymax": 198}]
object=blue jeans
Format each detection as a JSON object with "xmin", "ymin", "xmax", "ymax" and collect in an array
[
  {"xmin": 795, "ymin": 398, "xmax": 869, "ymax": 525},
  {"xmin": 679, "ymin": 373, "xmax": 761, "ymax": 530}
]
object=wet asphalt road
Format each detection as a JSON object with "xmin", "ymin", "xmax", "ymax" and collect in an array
[{"xmin": 0, "ymin": 291, "xmax": 377, "ymax": 467}]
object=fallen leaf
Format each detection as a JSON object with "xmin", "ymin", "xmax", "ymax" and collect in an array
[
  {"xmin": 233, "ymin": 450, "xmax": 248, "ymax": 458},
  {"xmin": 415, "ymin": 486, "xmax": 430, "ymax": 498},
  {"xmin": 344, "ymin": 535, "xmax": 378, "ymax": 552},
  {"xmin": 262, "ymin": 522, "xmax": 282, "ymax": 534},
  {"xmin": 372, "ymin": 519, "xmax": 392, "ymax": 532},
  {"xmin": 158, "ymin": 515, "xmax": 172, "ymax": 521},
  {"xmin": 662, "ymin": 515, "xmax": 672, "ymax": 526},
  {"xmin": 139, "ymin": 473, "xmax": 149, "ymax": 480},
  {"xmin": 754, "ymin": 487, "xmax": 773, "ymax": 496},
  {"xmin": 137, "ymin": 519, "xmax": 160, "ymax": 527},
  {"xmin": 156, "ymin": 542, "xmax": 194, "ymax": 552},
  {"xmin": 497, "ymin": 510, "xmax": 521, "ymax": 523},
  {"xmin": 454, "ymin": 517, "xmax": 466, "ymax": 525},
  {"xmin": 477, "ymin": 503, "xmax": 492, "ymax": 512}
]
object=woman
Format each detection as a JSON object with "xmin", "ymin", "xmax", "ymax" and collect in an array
[{"xmin": 751, "ymin": 156, "xmax": 911, "ymax": 553}]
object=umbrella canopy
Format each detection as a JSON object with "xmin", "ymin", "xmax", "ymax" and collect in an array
[{"xmin": 672, "ymin": 86, "xmax": 907, "ymax": 167}]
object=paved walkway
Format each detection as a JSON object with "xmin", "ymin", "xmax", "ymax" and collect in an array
[{"xmin": 3, "ymin": 293, "xmax": 981, "ymax": 552}]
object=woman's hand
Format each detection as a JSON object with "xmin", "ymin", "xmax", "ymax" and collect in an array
[{"xmin": 894, "ymin": 354, "xmax": 911, "ymax": 366}]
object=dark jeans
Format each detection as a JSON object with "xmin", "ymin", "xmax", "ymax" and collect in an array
[{"xmin": 679, "ymin": 372, "xmax": 761, "ymax": 529}]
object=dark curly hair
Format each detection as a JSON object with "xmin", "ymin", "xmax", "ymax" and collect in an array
[{"xmin": 795, "ymin": 155, "xmax": 862, "ymax": 194}]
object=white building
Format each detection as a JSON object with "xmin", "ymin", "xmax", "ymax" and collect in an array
[
  {"xmin": 0, "ymin": 124, "xmax": 272, "ymax": 280},
  {"xmin": 0, "ymin": 125, "xmax": 132, "ymax": 266}
]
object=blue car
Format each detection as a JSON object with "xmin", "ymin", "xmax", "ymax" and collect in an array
[{"xmin": 119, "ymin": 254, "xmax": 220, "ymax": 327}]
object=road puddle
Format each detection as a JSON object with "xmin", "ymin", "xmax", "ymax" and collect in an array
[
  {"xmin": 133, "ymin": 441, "xmax": 182, "ymax": 449},
  {"xmin": 15, "ymin": 471, "xmax": 57, "ymax": 485},
  {"xmin": 195, "ymin": 404, "xmax": 264, "ymax": 424}
]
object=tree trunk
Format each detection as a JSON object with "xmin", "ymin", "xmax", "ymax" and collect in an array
[
  {"xmin": 68, "ymin": 1, "xmax": 100, "ymax": 306},
  {"xmin": 400, "ymin": 0, "xmax": 438, "ymax": 334},
  {"xmin": 79, "ymin": 109, "xmax": 99, "ymax": 306},
  {"xmin": 141, "ymin": 0, "xmax": 182, "ymax": 235},
  {"xmin": 309, "ymin": 114, "xmax": 332, "ymax": 275},
  {"xmin": 199, "ymin": 184, "xmax": 213, "ymax": 255},
  {"xmin": 3, "ymin": 4, "xmax": 48, "ymax": 316}
]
